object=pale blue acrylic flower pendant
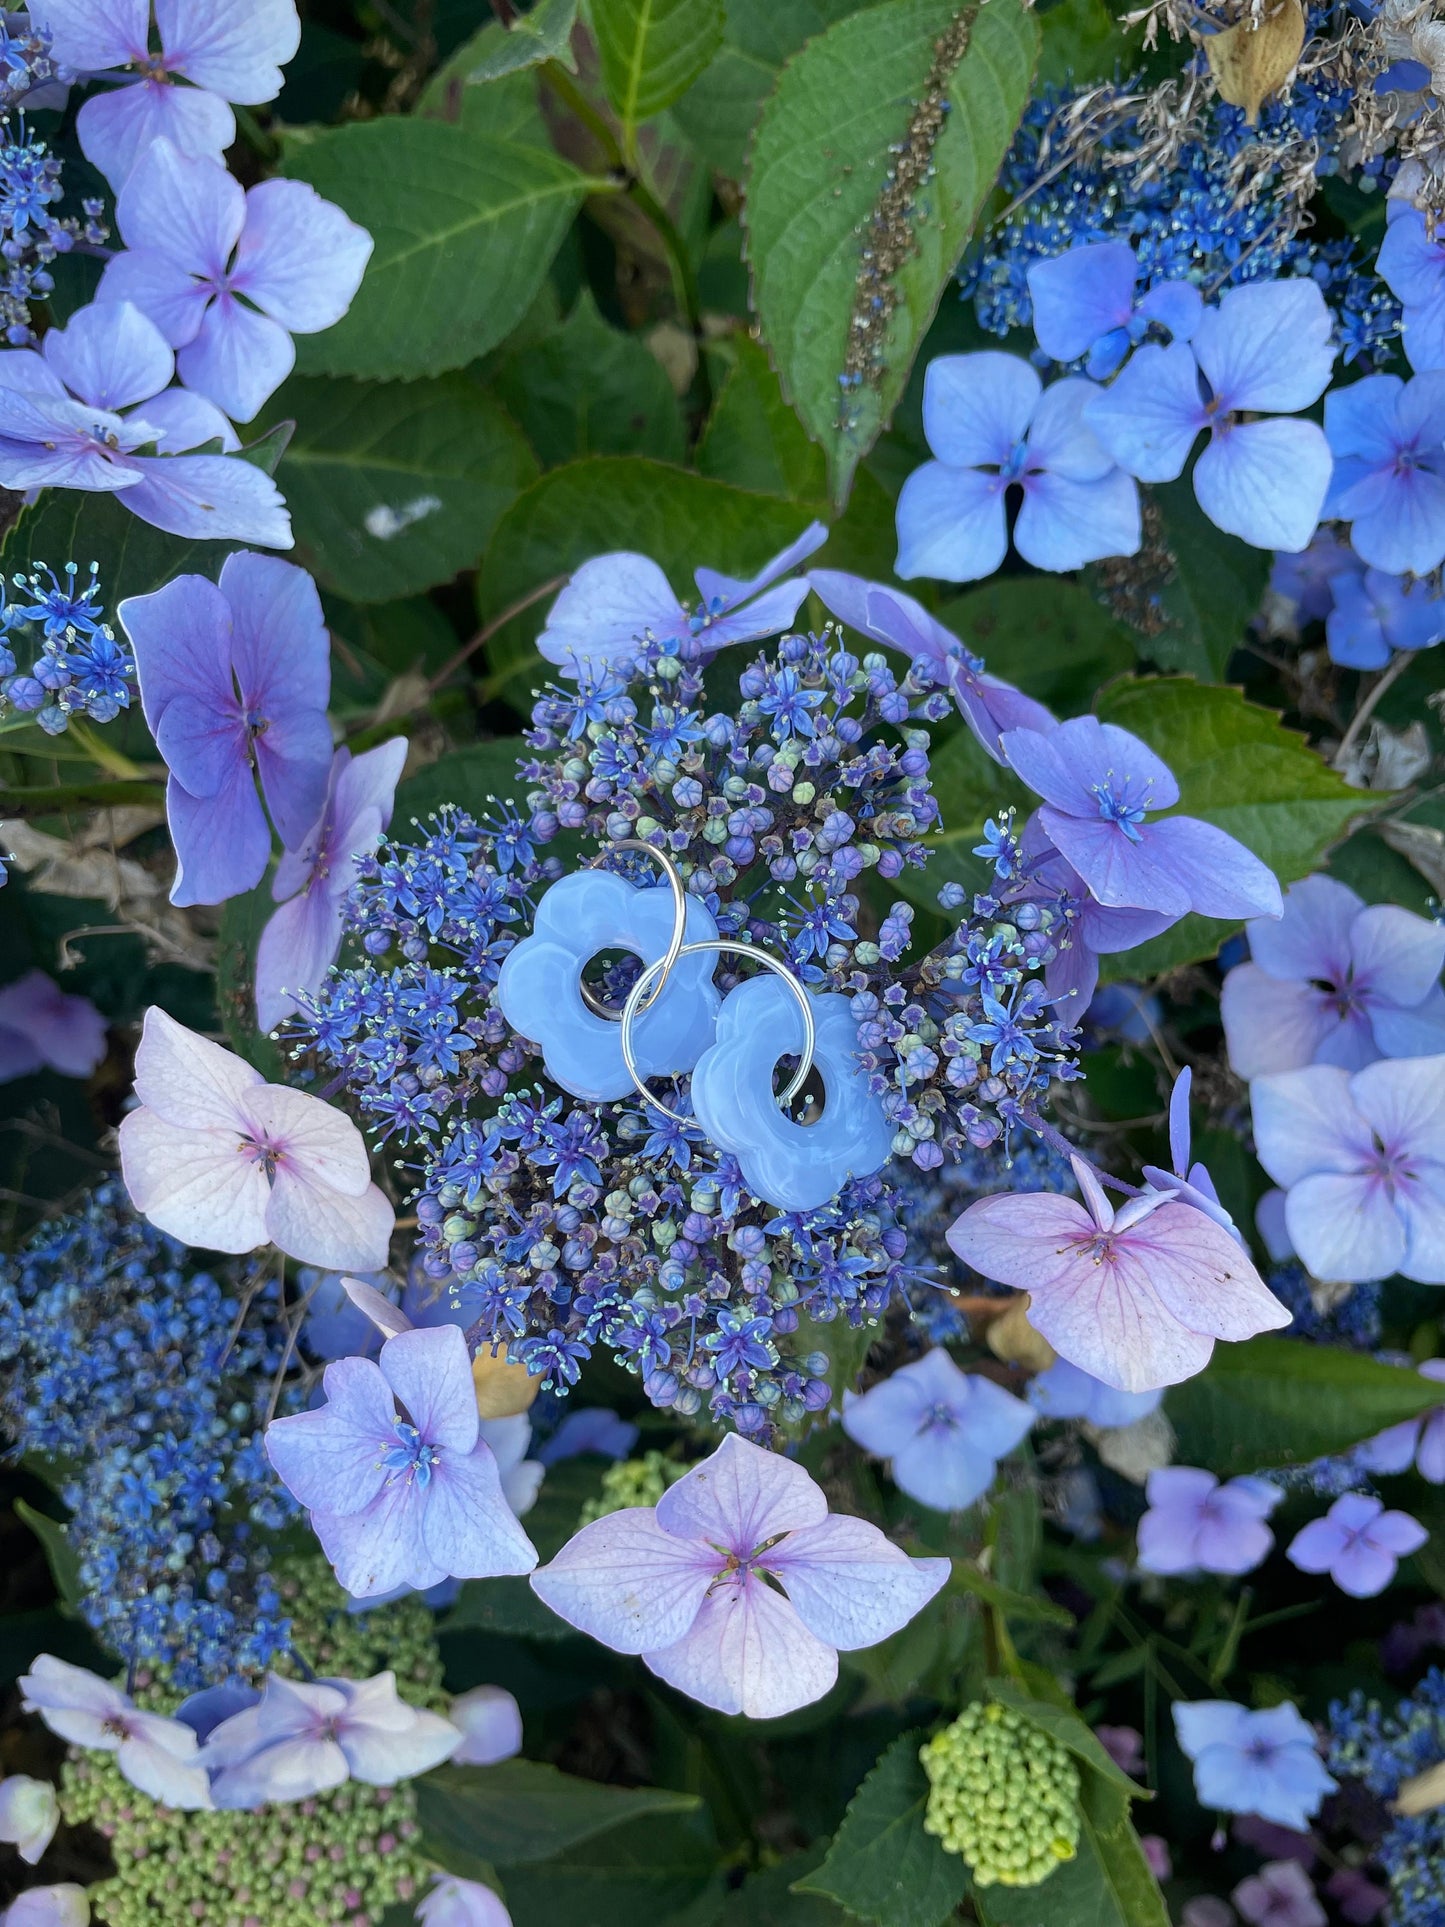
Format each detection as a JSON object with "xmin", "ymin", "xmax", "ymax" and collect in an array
[
  {"xmin": 496, "ymin": 869, "xmax": 721, "ymax": 1102},
  {"xmin": 690, "ymin": 976, "xmax": 893, "ymax": 1212}
]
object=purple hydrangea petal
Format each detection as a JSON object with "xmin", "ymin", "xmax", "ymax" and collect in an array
[
  {"xmin": 230, "ymin": 178, "xmax": 372, "ymax": 336},
  {"xmin": 265, "ymin": 1355, "xmax": 397, "ymax": 1516},
  {"xmin": 1250, "ymin": 1064, "xmax": 1377, "ymax": 1185},
  {"xmin": 767, "ymin": 1514, "xmax": 950, "ymax": 1648},
  {"xmin": 379, "ymin": 1327, "xmax": 479, "ymax": 1456},
  {"xmin": 1285, "ymin": 1170, "xmax": 1409, "ymax": 1283},
  {"xmin": 166, "ymin": 766, "xmax": 272, "ymax": 906},
  {"xmin": 1373, "ymin": 986, "xmax": 1445, "ymax": 1059},
  {"xmin": 1039, "ymin": 808, "xmax": 1193, "ymax": 917},
  {"xmin": 100, "ymin": 245, "xmax": 214, "ymax": 348},
  {"xmin": 894, "ymin": 460, "xmax": 1008, "ymax": 582},
  {"xmin": 1331, "ymin": 462, "xmax": 1445, "ymax": 579},
  {"xmin": 177, "ymin": 292, "xmax": 296, "ymax": 422},
  {"xmin": 156, "ymin": 0, "xmax": 302, "ymax": 102},
  {"xmin": 1027, "ymin": 240, "xmax": 1136, "ymax": 363},
  {"xmin": 700, "ymin": 575, "xmax": 813, "ymax": 648},
  {"xmin": 1191, "ymin": 280, "xmax": 1334, "ymax": 415},
  {"xmin": 116, "ymin": 137, "xmax": 246, "ymax": 287},
  {"xmin": 1378, "ymin": 207, "xmax": 1445, "ymax": 309},
  {"xmin": 1023, "ymin": 376, "xmax": 1116, "ymax": 480},
  {"xmin": 1220, "ymin": 965, "xmax": 1340, "ymax": 1079},
  {"xmin": 1147, "ymin": 815, "xmax": 1283, "ymax": 920},
  {"xmin": 1249, "ymin": 873, "xmax": 1360, "ymax": 982},
  {"xmin": 1138, "ymin": 279, "xmax": 1203, "ymax": 342},
  {"xmin": 42, "ymin": 302, "xmax": 171, "ymax": 413},
  {"xmin": 1015, "ymin": 464, "xmax": 1140, "ymax": 571},
  {"xmin": 1193, "ymin": 417, "xmax": 1332, "ymax": 553},
  {"xmin": 644, "ymin": 1579, "xmax": 838, "ymax": 1720},
  {"xmin": 693, "ymin": 521, "xmax": 826, "ymax": 609},
  {"xmin": 313, "ymin": 1478, "xmax": 444, "ymax": 1599},
  {"xmin": 656, "ymin": 1431, "xmax": 827, "ymax": 1548},
  {"xmin": 1086, "ymin": 339, "xmax": 1206, "ymax": 482},
  {"xmin": 79, "ymin": 77, "xmax": 236, "ymax": 192},
  {"xmin": 1351, "ymin": 900, "xmax": 1445, "ymax": 1006},
  {"xmin": 921, "ymin": 351, "xmax": 1039, "ymax": 466},
  {"xmin": 537, "ymin": 553, "xmax": 687, "ymax": 671},
  {"xmin": 119, "ymin": 451, "xmax": 293, "ymax": 549},
  {"xmin": 529, "ymin": 1507, "xmax": 716, "ymax": 1652},
  {"xmin": 140, "ymin": 386, "xmax": 240, "ymax": 453},
  {"xmin": 29, "ymin": 0, "xmax": 149, "ymax": 67}
]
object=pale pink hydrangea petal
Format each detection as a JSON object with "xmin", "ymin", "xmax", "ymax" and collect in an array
[
  {"xmin": 530, "ymin": 1509, "xmax": 717, "ymax": 1653},
  {"xmin": 117, "ymin": 1106, "xmax": 272, "ymax": 1252},
  {"xmin": 655, "ymin": 1431, "xmax": 828, "ymax": 1549},
  {"xmin": 645, "ymin": 1580, "xmax": 838, "ymax": 1720},
  {"xmin": 264, "ymin": 1162, "xmax": 394, "ymax": 1271},
  {"xmin": 131, "ymin": 1004, "xmax": 261, "ymax": 1129},
  {"xmin": 768, "ymin": 1515, "xmax": 950, "ymax": 1651}
]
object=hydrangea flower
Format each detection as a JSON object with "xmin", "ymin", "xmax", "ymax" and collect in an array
[
  {"xmin": 448, "ymin": 1685, "xmax": 523, "ymax": 1767},
  {"xmin": 255, "ymin": 738, "xmax": 408, "ymax": 1031},
  {"xmin": 1026, "ymin": 1356, "xmax": 1163, "ymax": 1428},
  {"xmin": 1001, "ymin": 716, "xmax": 1283, "ymax": 922},
  {"xmin": 417, "ymin": 1877, "xmax": 512, "ymax": 1927},
  {"xmin": 530, "ymin": 1433, "xmax": 949, "ymax": 1718},
  {"xmin": 0, "ymin": 1775, "xmax": 59, "ymax": 1864},
  {"xmin": 895, "ymin": 351, "xmax": 1140, "ymax": 580},
  {"xmin": 1221, "ymin": 874, "xmax": 1445, "ymax": 1079},
  {"xmin": 118, "ymin": 1007, "xmax": 394, "ymax": 1268},
  {"xmin": 1027, "ymin": 239, "xmax": 1202, "ymax": 377},
  {"xmin": 841, "ymin": 1348, "xmax": 1035, "ymax": 1511},
  {"xmin": 1356, "ymin": 1359, "xmax": 1445, "ymax": 1481},
  {"xmin": 1326, "ymin": 567, "xmax": 1445, "ymax": 669},
  {"xmin": 1321, "ymin": 372, "xmax": 1445, "ymax": 575},
  {"xmin": 1233, "ymin": 1860, "xmax": 1328, "ymax": 1927},
  {"xmin": 1140, "ymin": 1066, "xmax": 1241, "ymax": 1241},
  {"xmin": 0, "ymin": 299, "xmax": 289, "ymax": 545},
  {"xmin": 1136, "ymin": 1467, "xmax": 1281, "ymax": 1576},
  {"xmin": 1088, "ymin": 279, "xmax": 1336, "ymax": 552},
  {"xmin": 198, "ymin": 1671, "xmax": 461, "ymax": 1809},
  {"xmin": 1270, "ymin": 529, "xmax": 1364, "ymax": 625},
  {"xmin": 1377, "ymin": 205, "xmax": 1445, "ymax": 371},
  {"xmin": 99, "ymin": 137, "xmax": 373, "ymax": 422},
  {"xmin": 0, "ymin": 969, "xmax": 107, "ymax": 1083},
  {"xmin": 2, "ymin": 1889, "xmax": 90, "ymax": 1927},
  {"xmin": 265, "ymin": 1325, "xmax": 538, "ymax": 1600},
  {"xmin": 19, "ymin": 1656, "xmax": 212, "ymax": 1810},
  {"xmin": 1173, "ymin": 1700, "xmax": 1338, "ymax": 1830},
  {"xmin": 536, "ymin": 523, "xmax": 825, "ymax": 674},
  {"xmin": 1250, "ymin": 1055, "xmax": 1445, "ymax": 1284},
  {"xmin": 1286, "ymin": 1492, "xmax": 1428, "ymax": 1597},
  {"xmin": 806, "ymin": 568, "xmax": 1054, "ymax": 762},
  {"xmin": 948, "ymin": 1155, "xmax": 1288, "ymax": 1392},
  {"xmin": 122, "ymin": 551, "xmax": 332, "ymax": 907},
  {"xmin": 30, "ymin": 0, "xmax": 301, "ymax": 190}
]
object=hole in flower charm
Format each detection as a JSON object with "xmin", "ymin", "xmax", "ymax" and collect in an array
[
  {"xmin": 496, "ymin": 868, "xmax": 721, "ymax": 1102},
  {"xmin": 689, "ymin": 976, "xmax": 893, "ymax": 1211}
]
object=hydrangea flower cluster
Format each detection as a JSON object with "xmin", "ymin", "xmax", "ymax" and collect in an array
[
  {"xmin": 0, "ymin": 109, "xmax": 106, "ymax": 347},
  {"xmin": 0, "ymin": 563, "xmax": 132, "ymax": 734},
  {"xmin": 920, "ymin": 1701, "xmax": 1081, "ymax": 1887},
  {"xmin": 296, "ymin": 625, "xmax": 1083, "ymax": 1430},
  {"xmin": 0, "ymin": 1183, "xmax": 297, "ymax": 1689},
  {"xmin": 1329, "ymin": 1669, "xmax": 1445, "ymax": 1926},
  {"xmin": 968, "ymin": 82, "xmax": 1399, "ymax": 366}
]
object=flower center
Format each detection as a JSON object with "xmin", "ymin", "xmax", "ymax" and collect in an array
[
  {"xmin": 380, "ymin": 1418, "xmax": 440, "ymax": 1488},
  {"xmin": 1091, "ymin": 777, "xmax": 1151, "ymax": 843},
  {"xmin": 239, "ymin": 1131, "xmax": 286, "ymax": 1179}
]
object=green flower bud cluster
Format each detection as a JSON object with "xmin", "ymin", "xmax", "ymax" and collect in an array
[
  {"xmin": 920, "ymin": 1701, "xmax": 1080, "ymax": 1888},
  {"xmin": 61, "ymin": 1753, "xmax": 427, "ymax": 1927},
  {"xmin": 271, "ymin": 1554, "xmax": 448, "ymax": 1710},
  {"xmin": 579, "ymin": 1450, "xmax": 682, "ymax": 1524}
]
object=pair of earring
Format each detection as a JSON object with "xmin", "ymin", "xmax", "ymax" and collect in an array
[{"xmin": 494, "ymin": 845, "xmax": 893, "ymax": 1212}]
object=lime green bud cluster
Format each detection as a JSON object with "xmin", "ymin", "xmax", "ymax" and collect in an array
[
  {"xmin": 272, "ymin": 1553, "xmax": 448, "ymax": 1710},
  {"xmin": 579, "ymin": 1450, "xmax": 681, "ymax": 1524},
  {"xmin": 920, "ymin": 1701, "xmax": 1080, "ymax": 1888},
  {"xmin": 61, "ymin": 1752, "xmax": 427, "ymax": 1927}
]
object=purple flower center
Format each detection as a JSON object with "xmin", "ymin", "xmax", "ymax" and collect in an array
[
  {"xmin": 381, "ymin": 1417, "xmax": 439, "ymax": 1488},
  {"xmin": 239, "ymin": 1130, "xmax": 286, "ymax": 1179},
  {"xmin": 1091, "ymin": 775, "xmax": 1153, "ymax": 843}
]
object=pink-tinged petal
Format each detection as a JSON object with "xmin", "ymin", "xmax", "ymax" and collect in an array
[
  {"xmin": 1029, "ymin": 1242, "xmax": 1218, "ymax": 1393},
  {"xmin": 1250, "ymin": 1064, "xmax": 1373, "ymax": 1187},
  {"xmin": 21, "ymin": 1656, "xmax": 132, "ymax": 1743},
  {"xmin": 340, "ymin": 1705, "xmax": 459, "ymax": 1787},
  {"xmin": 768, "ymin": 1515, "xmax": 949, "ymax": 1651},
  {"xmin": 450, "ymin": 1686, "xmax": 523, "ymax": 1767},
  {"xmin": 119, "ymin": 452, "xmax": 293, "ymax": 550},
  {"xmin": 1249, "ymin": 874, "xmax": 1361, "ymax": 981},
  {"xmin": 530, "ymin": 1509, "xmax": 717, "ymax": 1652},
  {"xmin": 379, "ymin": 1326, "xmax": 479, "ymax": 1454},
  {"xmin": 537, "ymin": 553, "xmax": 686, "ymax": 671},
  {"xmin": 264, "ymin": 1355, "xmax": 396, "ymax": 1515},
  {"xmin": 79, "ymin": 80, "xmax": 235, "ymax": 192},
  {"xmin": 922, "ymin": 352, "xmax": 1040, "ymax": 465},
  {"xmin": 314, "ymin": 1479, "xmax": 446, "ymax": 1598},
  {"xmin": 98, "ymin": 246, "xmax": 213, "ymax": 349},
  {"xmin": 210, "ymin": 1735, "xmax": 348, "ymax": 1810},
  {"xmin": 117, "ymin": 139, "xmax": 245, "ymax": 278},
  {"xmin": 245, "ymin": 1081, "xmax": 370, "ymax": 1196},
  {"xmin": 119, "ymin": 1107, "xmax": 271, "ymax": 1253},
  {"xmin": 645, "ymin": 1578, "xmax": 838, "ymax": 1719},
  {"xmin": 894, "ymin": 461, "xmax": 1008, "ymax": 583},
  {"xmin": 29, "ymin": 0, "xmax": 148, "ymax": 68},
  {"xmin": 130, "ymin": 1005, "xmax": 262, "ymax": 1128},
  {"xmin": 232, "ymin": 179, "xmax": 373, "ymax": 333},
  {"xmin": 422, "ymin": 1449, "xmax": 539, "ymax": 1579},
  {"xmin": 333, "ymin": 736, "xmax": 408, "ymax": 843},
  {"xmin": 1087, "ymin": 340, "xmax": 1206, "ymax": 482},
  {"xmin": 265, "ymin": 1166, "xmax": 394, "ymax": 1272},
  {"xmin": 656, "ymin": 1432, "xmax": 827, "ymax": 1549},
  {"xmin": 946, "ymin": 1192, "xmax": 1097, "ymax": 1289},
  {"xmin": 1285, "ymin": 1171, "xmax": 1407, "ymax": 1284},
  {"xmin": 1148, "ymin": 816, "xmax": 1283, "ymax": 921},
  {"xmin": 1194, "ymin": 418, "xmax": 1333, "ymax": 554},
  {"xmin": 166, "ymin": 768, "xmax": 272, "ymax": 907},
  {"xmin": 255, "ymin": 885, "xmax": 344, "ymax": 1032},
  {"xmin": 43, "ymin": 302, "xmax": 172, "ymax": 413},
  {"xmin": 157, "ymin": 0, "xmax": 301, "ymax": 100},
  {"xmin": 343, "ymin": 1275, "xmax": 415, "ymax": 1341},
  {"xmin": 1193, "ymin": 280, "xmax": 1334, "ymax": 414},
  {"xmin": 1039, "ymin": 809, "xmax": 1192, "ymax": 917},
  {"xmin": 1221, "ymin": 964, "xmax": 1342, "ymax": 1079},
  {"xmin": 177, "ymin": 292, "xmax": 295, "ymax": 424}
]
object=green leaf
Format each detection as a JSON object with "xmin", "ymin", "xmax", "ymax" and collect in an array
[
  {"xmin": 1167, "ymin": 1335, "xmax": 1445, "ymax": 1478},
  {"xmin": 216, "ymin": 877, "xmax": 284, "ymax": 1078},
  {"xmin": 1035, "ymin": 0, "xmax": 1137, "ymax": 88},
  {"xmin": 491, "ymin": 290, "xmax": 685, "ymax": 466},
  {"xmin": 393, "ymin": 741, "xmax": 533, "ymax": 829},
  {"xmin": 949, "ymin": 1563, "xmax": 1073, "ymax": 1629},
  {"xmin": 256, "ymin": 375, "xmax": 537, "ymax": 603},
  {"xmin": 443, "ymin": 1574, "xmax": 575, "ymax": 1639},
  {"xmin": 974, "ymin": 1773, "xmax": 1169, "ymax": 1927},
  {"xmin": 282, "ymin": 121, "xmax": 594, "ymax": 382},
  {"xmin": 477, "ymin": 456, "xmax": 812, "ymax": 696},
  {"xmin": 495, "ymin": 1810, "xmax": 726, "ymax": 1926},
  {"xmin": 675, "ymin": 0, "xmax": 872, "ymax": 179},
  {"xmin": 416, "ymin": 1760, "xmax": 700, "ymax": 1868},
  {"xmin": 3, "ymin": 485, "xmax": 242, "ymax": 608},
  {"xmin": 697, "ymin": 334, "xmax": 828, "ymax": 502},
  {"xmin": 14, "ymin": 1498, "xmax": 82, "ymax": 1608},
  {"xmin": 721, "ymin": 1852, "xmax": 849, "ymax": 1923},
  {"xmin": 937, "ymin": 578, "xmax": 1136, "ymax": 715},
  {"xmin": 592, "ymin": 0, "xmax": 726, "ymax": 131},
  {"xmin": 985, "ymin": 1681, "xmax": 1143, "ymax": 1800},
  {"xmin": 795, "ymin": 1733, "xmax": 971, "ymax": 1927},
  {"xmin": 745, "ymin": 0, "xmax": 1038, "ymax": 502},
  {"xmin": 1094, "ymin": 677, "xmax": 1382, "ymax": 979},
  {"xmin": 420, "ymin": 47, "xmax": 554, "ymax": 143},
  {"xmin": 464, "ymin": 0, "xmax": 581, "ymax": 80}
]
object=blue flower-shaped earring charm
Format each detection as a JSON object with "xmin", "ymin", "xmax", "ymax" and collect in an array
[
  {"xmin": 496, "ymin": 868, "xmax": 720, "ymax": 1101},
  {"xmin": 689, "ymin": 976, "xmax": 894, "ymax": 1212}
]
